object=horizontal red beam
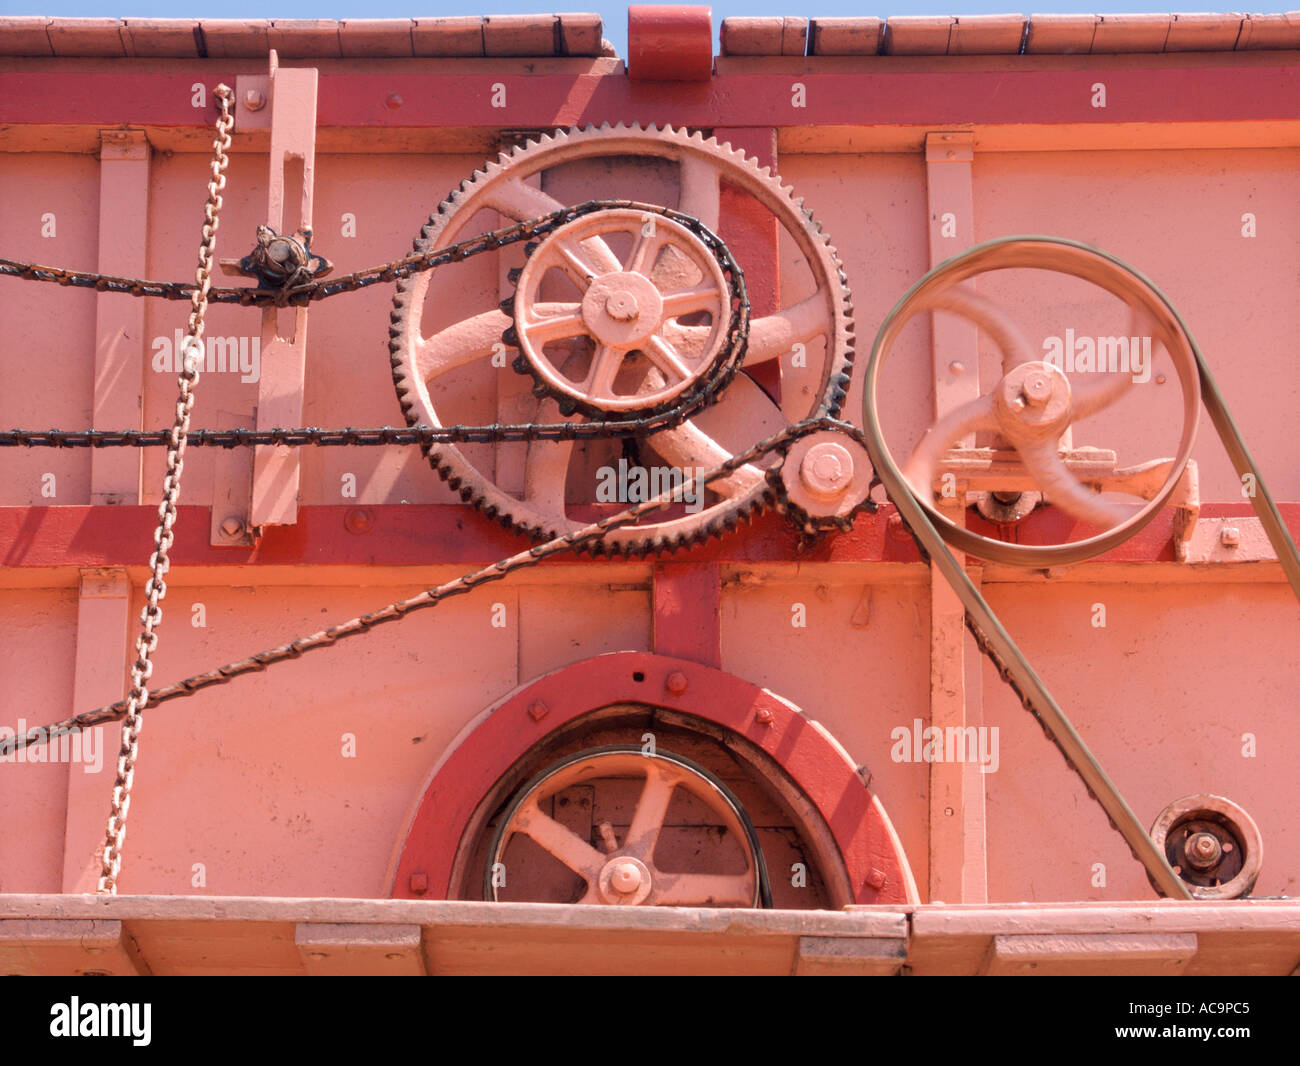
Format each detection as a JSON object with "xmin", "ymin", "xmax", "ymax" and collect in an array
[
  {"xmin": 1, "ymin": 502, "xmax": 1295, "ymax": 571},
  {"xmin": 2, "ymin": 64, "xmax": 1297, "ymax": 130},
  {"xmin": 0, "ymin": 503, "xmax": 915, "ymax": 569}
]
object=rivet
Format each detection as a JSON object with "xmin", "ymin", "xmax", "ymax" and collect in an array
[
  {"xmin": 409, "ymin": 872, "xmax": 428, "ymax": 895},
  {"xmin": 386, "ymin": 93, "xmax": 405, "ymax": 110},
  {"xmin": 665, "ymin": 671, "xmax": 688, "ymax": 694},
  {"xmin": 344, "ymin": 508, "xmax": 375, "ymax": 535}
]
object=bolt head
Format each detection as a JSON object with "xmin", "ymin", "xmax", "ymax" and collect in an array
[
  {"xmin": 610, "ymin": 861, "xmax": 642, "ymax": 894},
  {"xmin": 604, "ymin": 291, "xmax": 638, "ymax": 321},
  {"xmin": 1020, "ymin": 369, "xmax": 1054, "ymax": 407},
  {"xmin": 219, "ymin": 515, "xmax": 244, "ymax": 538},
  {"xmin": 527, "ymin": 700, "xmax": 549, "ymax": 722},
  {"xmin": 755, "ymin": 706, "xmax": 775, "ymax": 727},
  {"xmin": 799, "ymin": 441, "xmax": 854, "ymax": 499},
  {"xmin": 1220, "ymin": 526, "xmax": 1240, "ymax": 548},
  {"xmin": 1185, "ymin": 831, "xmax": 1223, "ymax": 870},
  {"xmin": 243, "ymin": 89, "xmax": 266, "ymax": 112}
]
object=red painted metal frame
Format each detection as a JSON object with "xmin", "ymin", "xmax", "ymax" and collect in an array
[
  {"xmin": 3, "ymin": 65, "xmax": 1298, "ymax": 129},
  {"xmin": 3, "ymin": 503, "xmax": 1296, "ymax": 569},
  {"xmin": 627, "ymin": 4, "xmax": 713, "ymax": 82},
  {"xmin": 389, "ymin": 650, "xmax": 917, "ymax": 905}
]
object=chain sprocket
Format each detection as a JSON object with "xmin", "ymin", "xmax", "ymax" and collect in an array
[{"xmin": 389, "ymin": 123, "xmax": 855, "ymax": 555}]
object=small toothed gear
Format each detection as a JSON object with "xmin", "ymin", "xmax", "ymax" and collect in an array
[
  {"xmin": 768, "ymin": 428, "xmax": 878, "ymax": 536},
  {"xmin": 389, "ymin": 123, "xmax": 856, "ymax": 555}
]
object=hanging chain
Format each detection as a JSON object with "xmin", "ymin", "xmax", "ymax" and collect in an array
[{"xmin": 97, "ymin": 86, "xmax": 235, "ymax": 896}]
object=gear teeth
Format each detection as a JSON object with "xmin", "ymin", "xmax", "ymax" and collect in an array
[{"xmin": 390, "ymin": 122, "xmax": 855, "ymax": 555}]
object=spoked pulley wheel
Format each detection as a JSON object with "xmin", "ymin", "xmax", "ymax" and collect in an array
[
  {"xmin": 863, "ymin": 236, "xmax": 1203, "ymax": 566},
  {"xmin": 485, "ymin": 744, "xmax": 772, "ymax": 908}
]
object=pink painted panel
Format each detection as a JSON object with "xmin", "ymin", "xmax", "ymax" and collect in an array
[
  {"xmin": 720, "ymin": 578, "xmax": 934, "ymax": 900},
  {"xmin": 981, "ymin": 581, "xmax": 1300, "ymax": 901},
  {"xmin": 0, "ymin": 153, "xmax": 98, "ymax": 507},
  {"xmin": 972, "ymin": 147, "xmax": 1300, "ymax": 503},
  {"xmin": 99, "ymin": 582, "xmax": 519, "ymax": 896},
  {"xmin": 0, "ymin": 588, "xmax": 78, "ymax": 893}
]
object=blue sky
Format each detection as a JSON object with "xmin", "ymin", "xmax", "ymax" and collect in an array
[{"xmin": 0, "ymin": 2, "xmax": 1283, "ymax": 57}]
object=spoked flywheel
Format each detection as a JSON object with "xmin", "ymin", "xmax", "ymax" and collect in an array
[
  {"xmin": 485, "ymin": 745, "xmax": 772, "ymax": 908},
  {"xmin": 864, "ymin": 237, "xmax": 1202, "ymax": 566}
]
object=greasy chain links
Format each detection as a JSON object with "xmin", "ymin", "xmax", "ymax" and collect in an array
[
  {"xmin": 0, "ymin": 417, "xmax": 838, "ymax": 753},
  {"xmin": 96, "ymin": 84, "xmax": 234, "ymax": 896},
  {"xmin": 1, "ymin": 200, "xmax": 749, "ymax": 447},
  {"xmin": 0, "ymin": 198, "xmax": 749, "ymax": 309}
]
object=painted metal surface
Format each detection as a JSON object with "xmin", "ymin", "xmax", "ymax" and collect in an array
[{"xmin": 1, "ymin": 8, "xmax": 1298, "ymax": 973}]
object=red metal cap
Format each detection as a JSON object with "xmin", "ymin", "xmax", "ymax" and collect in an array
[{"xmin": 628, "ymin": 5, "xmax": 713, "ymax": 81}]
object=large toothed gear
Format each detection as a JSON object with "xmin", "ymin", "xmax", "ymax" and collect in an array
[{"xmin": 389, "ymin": 123, "xmax": 855, "ymax": 554}]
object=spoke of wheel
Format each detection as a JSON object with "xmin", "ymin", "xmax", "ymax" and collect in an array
[
  {"xmin": 678, "ymin": 155, "xmax": 721, "ymax": 232},
  {"xmin": 902, "ymin": 393, "xmax": 996, "ymax": 498},
  {"xmin": 915, "ymin": 283, "xmax": 1037, "ymax": 376},
  {"xmin": 523, "ymin": 396, "xmax": 580, "ymax": 525},
  {"xmin": 548, "ymin": 237, "xmax": 602, "ymax": 290},
  {"xmin": 1071, "ymin": 371, "xmax": 1136, "ymax": 422},
  {"xmin": 646, "ymin": 418, "xmax": 767, "ymax": 498},
  {"xmin": 653, "ymin": 872, "xmax": 753, "ymax": 907},
  {"xmin": 625, "ymin": 228, "xmax": 665, "ymax": 276},
  {"xmin": 417, "ymin": 309, "xmax": 512, "ymax": 381},
  {"xmin": 623, "ymin": 765, "xmax": 676, "ymax": 860},
  {"xmin": 481, "ymin": 178, "xmax": 622, "ymax": 274},
  {"xmin": 643, "ymin": 336, "xmax": 693, "ymax": 383},
  {"xmin": 661, "ymin": 283, "xmax": 719, "ymax": 318},
  {"xmin": 1018, "ymin": 437, "xmax": 1133, "ymax": 526},
  {"xmin": 585, "ymin": 343, "xmax": 624, "ymax": 400},
  {"xmin": 511, "ymin": 799, "xmax": 605, "ymax": 880},
  {"xmin": 523, "ymin": 304, "xmax": 587, "ymax": 343},
  {"xmin": 743, "ymin": 294, "xmax": 830, "ymax": 366}
]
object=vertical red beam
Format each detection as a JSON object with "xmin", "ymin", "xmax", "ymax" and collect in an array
[
  {"xmin": 652, "ymin": 561, "xmax": 721, "ymax": 668},
  {"xmin": 923, "ymin": 130, "xmax": 987, "ymax": 904},
  {"xmin": 61, "ymin": 569, "xmax": 129, "ymax": 892},
  {"xmin": 251, "ymin": 64, "xmax": 318, "ymax": 530},
  {"xmin": 91, "ymin": 130, "xmax": 150, "ymax": 505}
]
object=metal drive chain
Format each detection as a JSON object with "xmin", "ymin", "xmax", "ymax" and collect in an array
[
  {"xmin": 0, "ymin": 417, "xmax": 823, "ymax": 755},
  {"xmin": 96, "ymin": 85, "xmax": 235, "ymax": 896},
  {"xmin": 0, "ymin": 198, "xmax": 742, "ymax": 308},
  {"xmin": 1, "ymin": 200, "xmax": 748, "ymax": 445}
]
